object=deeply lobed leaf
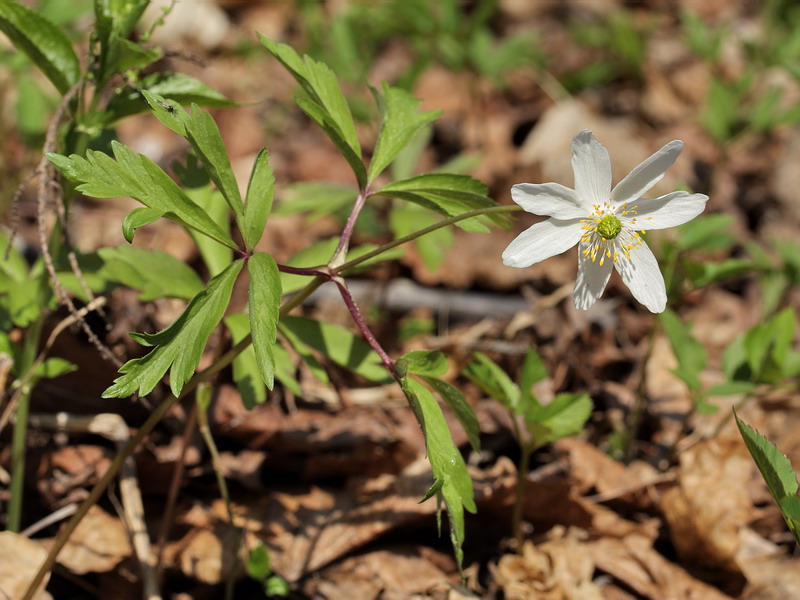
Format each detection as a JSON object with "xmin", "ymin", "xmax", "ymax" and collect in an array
[
  {"xmin": 47, "ymin": 143, "xmax": 236, "ymax": 249},
  {"xmin": 103, "ymin": 261, "xmax": 243, "ymax": 398}
]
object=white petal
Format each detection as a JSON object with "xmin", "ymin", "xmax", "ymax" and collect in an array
[
  {"xmin": 611, "ymin": 140, "xmax": 684, "ymax": 203},
  {"xmin": 614, "ymin": 241, "xmax": 667, "ymax": 313},
  {"xmin": 573, "ymin": 246, "xmax": 613, "ymax": 310},
  {"xmin": 627, "ymin": 192, "xmax": 708, "ymax": 230},
  {"xmin": 571, "ymin": 130, "xmax": 611, "ymax": 207},
  {"xmin": 502, "ymin": 218, "xmax": 583, "ymax": 268},
  {"xmin": 511, "ymin": 183, "xmax": 587, "ymax": 220}
]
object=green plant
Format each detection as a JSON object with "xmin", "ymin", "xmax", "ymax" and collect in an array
[
  {"xmin": 464, "ymin": 349, "xmax": 592, "ymax": 549},
  {"xmin": 736, "ymin": 413, "xmax": 800, "ymax": 546}
]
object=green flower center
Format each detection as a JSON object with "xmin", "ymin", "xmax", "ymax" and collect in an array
[{"xmin": 596, "ymin": 215, "xmax": 622, "ymax": 240}]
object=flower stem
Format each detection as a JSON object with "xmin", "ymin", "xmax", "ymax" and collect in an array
[
  {"xmin": 335, "ymin": 204, "xmax": 520, "ymax": 275},
  {"xmin": 330, "ymin": 188, "xmax": 369, "ymax": 267},
  {"xmin": 333, "ymin": 276, "xmax": 400, "ymax": 381}
]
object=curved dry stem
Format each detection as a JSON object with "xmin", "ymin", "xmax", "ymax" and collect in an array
[{"xmin": 36, "ymin": 80, "xmax": 120, "ymax": 367}]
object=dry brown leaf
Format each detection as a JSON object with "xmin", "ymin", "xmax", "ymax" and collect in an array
[
  {"xmin": 739, "ymin": 556, "xmax": 800, "ymax": 600},
  {"xmin": 172, "ymin": 524, "xmax": 241, "ymax": 585},
  {"xmin": 660, "ymin": 437, "xmax": 755, "ymax": 573},
  {"xmin": 483, "ymin": 457, "xmax": 659, "ymax": 541},
  {"xmin": 556, "ymin": 438, "xmax": 650, "ymax": 500},
  {"xmin": 0, "ymin": 531, "xmax": 52, "ymax": 600},
  {"xmin": 303, "ymin": 546, "xmax": 455, "ymax": 600},
  {"xmin": 492, "ymin": 526, "xmax": 603, "ymax": 600},
  {"xmin": 57, "ymin": 505, "xmax": 132, "ymax": 574},
  {"xmin": 588, "ymin": 534, "xmax": 734, "ymax": 600}
]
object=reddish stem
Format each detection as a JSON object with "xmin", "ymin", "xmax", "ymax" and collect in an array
[{"xmin": 332, "ymin": 276, "xmax": 400, "ymax": 381}]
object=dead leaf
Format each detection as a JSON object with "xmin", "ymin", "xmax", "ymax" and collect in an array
[
  {"xmin": 660, "ymin": 437, "xmax": 755, "ymax": 574},
  {"xmin": 57, "ymin": 505, "xmax": 132, "ymax": 574},
  {"xmin": 492, "ymin": 526, "xmax": 604, "ymax": 600},
  {"xmin": 0, "ymin": 531, "xmax": 52, "ymax": 600},
  {"xmin": 588, "ymin": 534, "xmax": 734, "ymax": 600},
  {"xmin": 173, "ymin": 524, "xmax": 241, "ymax": 585},
  {"xmin": 303, "ymin": 546, "xmax": 455, "ymax": 600}
]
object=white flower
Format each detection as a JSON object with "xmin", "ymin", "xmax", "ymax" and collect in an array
[{"xmin": 502, "ymin": 129, "xmax": 708, "ymax": 313}]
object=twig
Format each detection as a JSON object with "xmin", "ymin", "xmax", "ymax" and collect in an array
[
  {"xmin": 35, "ymin": 81, "xmax": 119, "ymax": 367},
  {"xmin": 154, "ymin": 400, "xmax": 198, "ymax": 581},
  {"xmin": 20, "ymin": 504, "xmax": 78, "ymax": 538},
  {"xmin": 29, "ymin": 412, "xmax": 162, "ymax": 600}
]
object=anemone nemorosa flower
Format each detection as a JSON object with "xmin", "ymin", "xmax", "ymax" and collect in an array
[{"xmin": 502, "ymin": 130, "xmax": 708, "ymax": 313}]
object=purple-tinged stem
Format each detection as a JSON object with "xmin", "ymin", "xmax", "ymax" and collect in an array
[
  {"xmin": 330, "ymin": 187, "xmax": 369, "ymax": 266},
  {"xmin": 332, "ymin": 276, "xmax": 400, "ymax": 381},
  {"xmin": 277, "ymin": 263, "xmax": 329, "ymax": 278}
]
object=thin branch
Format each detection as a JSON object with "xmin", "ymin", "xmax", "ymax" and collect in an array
[
  {"xmin": 333, "ymin": 276, "xmax": 400, "ymax": 381},
  {"xmin": 35, "ymin": 80, "xmax": 120, "ymax": 366},
  {"xmin": 329, "ymin": 187, "xmax": 368, "ymax": 267}
]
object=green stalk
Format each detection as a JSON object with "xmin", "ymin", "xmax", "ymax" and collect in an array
[
  {"xmin": 196, "ymin": 383, "xmax": 239, "ymax": 600},
  {"xmin": 8, "ymin": 317, "xmax": 45, "ymax": 532}
]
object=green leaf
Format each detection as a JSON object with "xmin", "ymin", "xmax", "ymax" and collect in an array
[
  {"xmin": 389, "ymin": 206, "xmax": 453, "ymax": 272},
  {"xmin": 705, "ymin": 381, "xmax": 756, "ymax": 396},
  {"xmin": 401, "ymin": 350, "xmax": 448, "ymax": 376},
  {"xmin": 367, "ymin": 83, "xmax": 441, "ymax": 183},
  {"xmin": 736, "ymin": 413, "xmax": 798, "ymax": 500},
  {"xmin": 768, "ymin": 308, "xmax": 796, "ymax": 368},
  {"xmin": 274, "ymin": 182, "xmax": 357, "ymax": 220},
  {"xmin": 259, "ymin": 34, "xmax": 365, "ymax": 187},
  {"xmin": 684, "ymin": 258, "xmax": 755, "ymax": 288},
  {"xmin": 97, "ymin": 246, "xmax": 204, "ymax": 301},
  {"xmin": 676, "ymin": 214, "xmax": 736, "ymax": 250},
  {"xmin": 278, "ymin": 324, "xmax": 329, "ymax": 385},
  {"xmin": 185, "ymin": 105, "xmax": 244, "ymax": 222},
  {"xmin": 735, "ymin": 413, "xmax": 800, "ymax": 544},
  {"xmin": 7, "ymin": 276, "xmax": 48, "ymax": 327},
  {"xmin": 94, "ymin": 0, "xmax": 148, "ymax": 40},
  {"xmin": 463, "ymin": 352, "xmax": 519, "ymax": 412},
  {"xmin": 519, "ymin": 347, "xmax": 547, "ymax": 413},
  {"xmin": 402, "ymin": 378, "xmax": 475, "ymax": 571},
  {"xmin": 265, "ymin": 576, "xmax": 290, "ymax": 597},
  {"xmin": 225, "ymin": 313, "xmax": 267, "ymax": 409},
  {"xmin": 295, "ymin": 96, "xmax": 368, "ymax": 188},
  {"xmin": 105, "ymin": 34, "xmax": 162, "ymax": 75},
  {"xmin": 242, "ymin": 149, "xmax": 274, "ymax": 250},
  {"xmin": 47, "ymin": 143, "xmax": 236, "ymax": 249},
  {"xmin": 246, "ymin": 541, "xmax": 272, "ymax": 581},
  {"xmin": 0, "ymin": 231, "xmax": 30, "ymax": 282},
  {"xmin": 421, "ymin": 376, "xmax": 481, "ymax": 452},
  {"xmin": 248, "ymin": 253, "xmax": 281, "ymax": 390},
  {"xmin": 103, "ymin": 261, "xmax": 243, "ymax": 398},
  {"xmin": 141, "ymin": 91, "xmax": 189, "ymax": 136},
  {"xmin": 527, "ymin": 393, "xmax": 592, "ymax": 446},
  {"xmin": 280, "ymin": 316, "xmax": 391, "ymax": 383},
  {"xmin": 106, "ymin": 73, "xmax": 233, "ymax": 123},
  {"xmin": 171, "ymin": 154, "xmax": 233, "ymax": 277},
  {"xmin": 34, "ymin": 357, "xmax": 77, "ymax": 380},
  {"xmin": 121, "ymin": 207, "xmax": 165, "ymax": 243},
  {"xmin": 659, "ymin": 309, "xmax": 706, "ymax": 391},
  {"xmin": 375, "ymin": 174, "xmax": 504, "ymax": 232},
  {"xmin": 0, "ymin": 0, "xmax": 80, "ymax": 93}
]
